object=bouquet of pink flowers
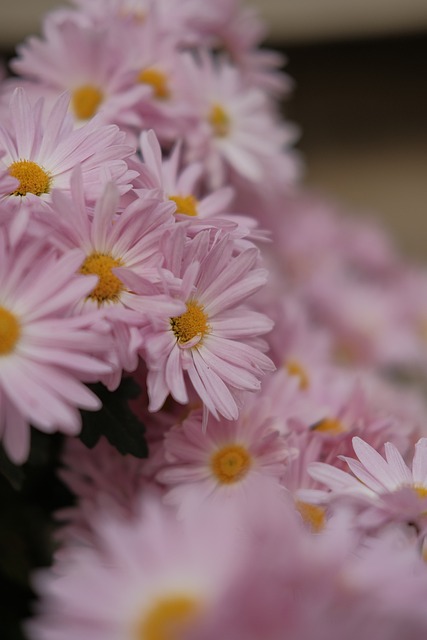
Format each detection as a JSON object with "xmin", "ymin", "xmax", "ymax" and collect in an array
[{"xmin": 2, "ymin": 1, "xmax": 427, "ymax": 639}]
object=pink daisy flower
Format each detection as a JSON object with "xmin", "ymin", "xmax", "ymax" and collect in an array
[
  {"xmin": 11, "ymin": 14, "xmax": 150, "ymax": 128},
  {"xmin": 0, "ymin": 234, "xmax": 112, "ymax": 463},
  {"xmin": 185, "ymin": 0, "xmax": 291, "ymax": 97},
  {"xmin": 47, "ymin": 169, "xmax": 184, "ymax": 388},
  {"xmin": 120, "ymin": 13, "xmax": 195, "ymax": 143},
  {"xmin": 0, "ymin": 88, "xmax": 136, "ymax": 242},
  {"xmin": 57, "ymin": 436, "xmax": 152, "ymax": 546},
  {"xmin": 198, "ymin": 507, "xmax": 427, "ymax": 640},
  {"xmin": 48, "ymin": 169, "xmax": 178, "ymax": 317},
  {"xmin": 308, "ymin": 436, "xmax": 427, "ymax": 528},
  {"xmin": 27, "ymin": 493, "xmax": 251, "ymax": 640},
  {"xmin": 143, "ymin": 227, "xmax": 275, "ymax": 420},
  {"xmin": 138, "ymin": 129, "xmax": 234, "ymax": 219},
  {"xmin": 157, "ymin": 402, "xmax": 291, "ymax": 517},
  {"xmin": 137, "ymin": 130, "xmax": 266, "ymax": 244},
  {"xmin": 182, "ymin": 52, "xmax": 296, "ymax": 189},
  {"xmin": 71, "ymin": 0, "xmax": 186, "ymax": 34}
]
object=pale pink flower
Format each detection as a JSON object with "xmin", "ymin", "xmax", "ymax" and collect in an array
[
  {"xmin": 57, "ymin": 436, "xmax": 153, "ymax": 545},
  {"xmin": 71, "ymin": 0, "xmax": 188, "ymax": 36},
  {"xmin": 120, "ymin": 13, "xmax": 195, "ymax": 143},
  {"xmin": 137, "ymin": 130, "xmax": 266, "ymax": 244},
  {"xmin": 182, "ymin": 52, "xmax": 297, "ymax": 189},
  {"xmin": 27, "ymin": 471, "xmax": 427, "ymax": 640},
  {"xmin": 0, "ymin": 234, "xmax": 112, "ymax": 463},
  {"xmin": 185, "ymin": 0, "xmax": 292, "ymax": 97},
  {"xmin": 308, "ymin": 436, "xmax": 427, "ymax": 529},
  {"xmin": 261, "ymin": 295, "xmax": 333, "ymax": 370},
  {"xmin": 0, "ymin": 88, "xmax": 136, "ymax": 243},
  {"xmin": 11, "ymin": 15, "xmax": 150, "ymax": 129},
  {"xmin": 46, "ymin": 169, "xmax": 184, "ymax": 388},
  {"xmin": 157, "ymin": 402, "xmax": 291, "ymax": 517},
  {"xmin": 143, "ymin": 228, "xmax": 275, "ymax": 420},
  {"xmin": 197, "ymin": 508, "xmax": 427, "ymax": 640},
  {"xmin": 138, "ymin": 130, "xmax": 234, "ymax": 216},
  {"xmin": 27, "ymin": 493, "xmax": 252, "ymax": 640},
  {"xmin": 48, "ymin": 169, "xmax": 177, "ymax": 317}
]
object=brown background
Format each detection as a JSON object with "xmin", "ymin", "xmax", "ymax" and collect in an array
[{"xmin": 284, "ymin": 35, "xmax": 427, "ymax": 261}]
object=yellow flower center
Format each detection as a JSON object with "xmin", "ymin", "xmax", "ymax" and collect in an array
[
  {"xmin": 0, "ymin": 307, "xmax": 21, "ymax": 356},
  {"xmin": 170, "ymin": 301, "xmax": 209, "ymax": 345},
  {"xmin": 414, "ymin": 485, "xmax": 427, "ymax": 499},
  {"xmin": 210, "ymin": 444, "xmax": 252, "ymax": 484},
  {"xmin": 296, "ymin": 501, "xmax": 326, "ymax": 533},
  {"xmin": 312, "ymin": 418, "xmax": 346, "ymax": 435},
  {"xmin": 286, "ymin": 359, "xmax": 310, "ymax": 390},
  {"xmin": 208, "ymin": 103, "xmax": 230, "ymax": 137},
  {"xmin": 80, "ymin": 253, "xmax": 124, "ymax": 305},
  {"xmin": 137, "ymin": 68, "xmax": 170, "ymax": 100},
  {"xmin": 71, "ymin": 85, "xmax": 104, "ymax": 120},
  {"xmin": 8, "ymin": 160, "xmax": 51, "ymax": 197},
  {"xmin": 136, "ymin": 594, "xmax": 200, "ymax": 640},
  {"xmin": 169, "ymin": 195, "xmax": 198, "ymax": 217}
]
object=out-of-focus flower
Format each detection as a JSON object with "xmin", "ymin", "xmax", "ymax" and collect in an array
[
  {"xmin": 0, "ymin": 234, "xmax": 111, "ymax": 463},
  {"xmin": 157, "ymin": 402, "xmax": 291, "ymax": 517},
  {"xmin": 307, "ymin": 436, "xmax": 427, "ymax": 531},
  {"xmin": 182, "ymin": 53, "xmax": 297, "ymax": 189},
  {"xmin": 10, "ymin": 15, "xmax": 150, "ymax": 129},
  {"xmin": 27, "ymin": 492, "xmax": 257, "ymax": 640}
]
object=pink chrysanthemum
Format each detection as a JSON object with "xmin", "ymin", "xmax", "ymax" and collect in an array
[
  {"xmin": 47, "ymin": 169, "xmax": 184, "ymax": 388},
  {"xmin": 307, "ymin": 437, "xmax": 427, "ymax": 529},
  {"xmin": 0, "ymin": 234, "xmax": 112, "ymax": 463},
  {"xmin": 27, "ymin": 493, "xmax": 251, "ymax": 640},
  {"xmin": 157, "ymin": 402, "xmax": 291, "ymax": 517},
  {"xmin": 182, "ymin": 52, "xmax": 298, "ymax": 189},
  {"xmin": 138, "ymin": 129, "xmax": 234, "ymax": 220},
  {"xmin": 57, "ymin": 436, "xmax": 152, "ymax": 546},
  {"xmin": 143, "ymin": 227, "xmax": 274, "ymax": 420},
  {"xmin": 185, "ymin": 0, "xmax": 292, "ymax": 97},
  {"xmin": 0, "ymin": 88, "xmax": 136, "ymax": 242},
  {"xmin": 11, "ymin": 14, "xmax": 150, "ymax": 129},
  {"xmin": 136, "ymin": 130, "xmax": 267, "ymax": 246}
]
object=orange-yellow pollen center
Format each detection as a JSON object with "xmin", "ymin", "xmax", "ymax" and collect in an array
[
  {"xmin": 136, "ymin": 594, "xmax": 200, "ymax": 640},
  {"xmin": 414, "ymin": 485, "xmax": 427, "ymax": 499},
  {"xmin": 80, "ymin": 253, "xmax": 123, "ymax": 304},
  {"xmin": 170, "ymin": 301, "xmax": 209, "ymax": 344},
  {"xmin": 0, "ymin": 307, "xmax": 20, "ymax": 355},
  {"xmin": 169, "ymin": 195, "xmax": 198, "ymax": 217},
  {"xmin": 208, "ymin": 103, "xmax": 230, "ymax": 137},
  {"xmin": 296, "ymin": 501, "xmax": 326, "ymax": 533},
  {"xmin": 138, "ymin": 68, "xmax": 170, "ymax": 99},
  {"xmin": 312, "ymin": 417, "xmax": 346, "ymax": 435},
  {"xmin": 286, "ymin": 359, "xmax": 310, "ymax": 390},
  {"xmin": 211, "ymin": 444, "xmax": 252, "ymax": 484},
  {"xmin": 9, "ymin": 160, "xmax": 51, "ymax": 197},
  {"xmin": 71, "ymin": 85, "xmax": 104, "ymax": 120}
]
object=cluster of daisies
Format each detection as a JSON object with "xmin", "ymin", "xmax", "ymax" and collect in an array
[{"xmin": 2, "ymin": 1, "xmax": 427, "ymax": 639}]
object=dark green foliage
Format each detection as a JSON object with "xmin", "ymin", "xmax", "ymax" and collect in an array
[{"xmin": 79, "ymin": 377, "xmax": 148, "ymax": 458}]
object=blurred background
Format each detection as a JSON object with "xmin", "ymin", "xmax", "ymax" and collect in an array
[{"xmin": 1, "ymin": 0, "xmax": 427, "ymax": 259}]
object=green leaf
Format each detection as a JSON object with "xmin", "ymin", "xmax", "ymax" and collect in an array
[{"xmin": 79, "ymin": 377, "xmax": 148, "ymax": 458}]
